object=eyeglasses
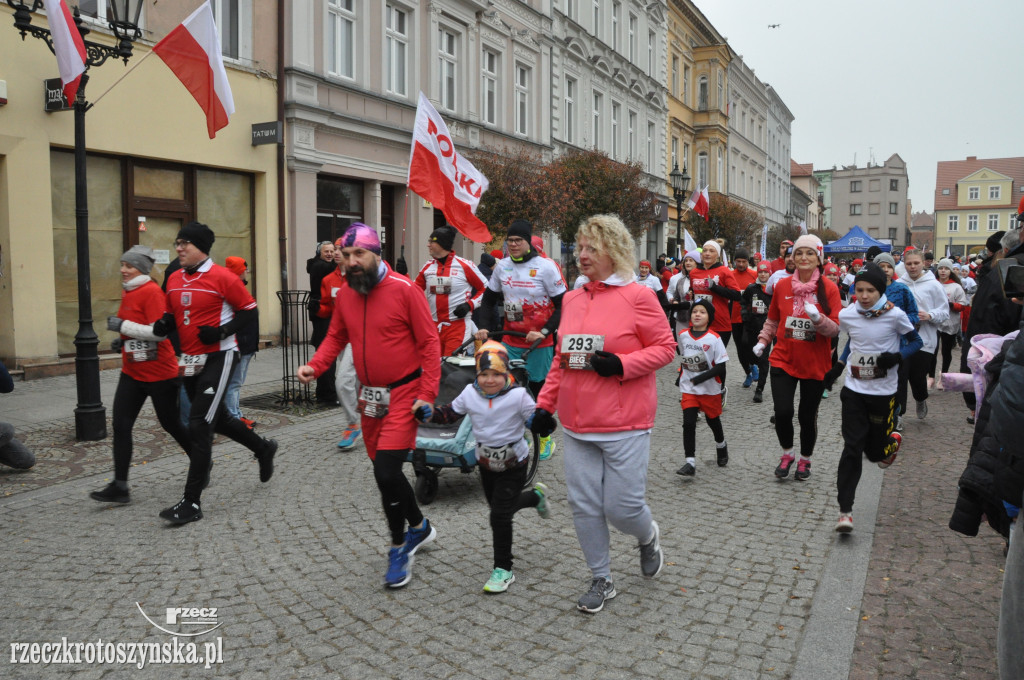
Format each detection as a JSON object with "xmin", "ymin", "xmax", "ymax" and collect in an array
[
  {"xmin": 506, "ymin": 237, "xmax": 526, "ymax": 245},
  {"xmin": 173, "ymin": 239, "xmax": 192, "ymax": 248}
]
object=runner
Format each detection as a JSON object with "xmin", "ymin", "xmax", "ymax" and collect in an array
[
  {"xmin": 666, "ymin": 251, "xmax": 699, "ymax": 337},
  {"xmin": 475, "ymin": 219, "xmax": 567, "ymax": 461},
  {"xmin": 729, "ymin": 249, "xmax": 758, "ymax": 387},
  {"xmin": 675, "ymin": 299, "xmax": 730, "ymax": 477},
  {"xmin": 414, "ymin": 225, "xmax": 487, "ymax": 355},
  {"xmin": 308, "ymin": 241, "xmax": 338, "ymax": 404},
  {"xmin": 740, "ymin": 259, "xmax": 773, "ymax": 403},
  {"xmin": 119, "ymin": 222, "xmax": 279, "ymax": 524},
  {"xmin": 298, "ymin": 222, "xmax": 441, "ymax": 588},
  {"xmin": 769, "ymin": 239, "xmax": 795, "ymax": 273},
  {"xmin": 834, "ymin": 263, "xmax": 922, "ymax": 532},
  {"xmin": 931, "ymin": 258, "xmax": 967, "ymax": 390},
  {"xmin": 531, "ymin": 214, "xmax": 676, "ymax": 613},
  {"xmin": 765, "ymin": 246, "xmax": 796, "ymax": 294},
  {"xmin": 636, "ymin": 259, "xmax": 668, "ymax": 307},
  {"xmin": 318, "ymin": 239, "xmax": 361, "ymax": 450},
  {"xmin": 753, "ymin": 234, "xmax": 841, "ymax": 481},
  {"xmin": 94, "ymin": 246, "xmax": 191, "ymax": 504},
  {"xmin": 898, "ymin": 248, "xmax": 948, "ymax": 421}
]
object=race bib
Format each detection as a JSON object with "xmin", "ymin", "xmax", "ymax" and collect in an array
[
  {"xmin": 849, "ymin": 352, "xmax": 887, "ymax": 380},
  {"xmin": 695, "ymin": 293, "xmax": 713, "ymax": 304},
  {"xmin": 559, "ymin": 334, "xmax": 605, "ymax": 370},
  {"xmin": 429, "ymin": 275, "xmax": 452, "ymax": 295},
  {"xmin": 476, "ymin": 443, "xmax": 519, "ymax": 472},
  {"xmin": 504, "ymin": 300, "xmax": 524, "ymax": 322},
  {"xmin": 752, "ymin": 299, "xmax": 767, "ymax": 315},
  {"xmin": 357, "ymin": 385, "xmax": 391, "ymax": 419},
  {"xmin": 784, "ymin": 316, "xmax": 816, "ymax": 342},
  {"xmin": 178, "ymin": 353, "xmax": 207, "ymax": 377},
  {"xmin": 330, "ymin": 286, "xmax": 341, "ymax": 298},
  {"xmin": 681, "ymin": 353, "xmax": 710, "ymax": 373},
  {"xmin": 124, "ymin": 338, "xmax": 158, "ymax": 363}
]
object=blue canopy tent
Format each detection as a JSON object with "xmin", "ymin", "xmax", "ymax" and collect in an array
[{"xmin": 823, "ymin": 225, "xmax": 892, "ymax": 254}]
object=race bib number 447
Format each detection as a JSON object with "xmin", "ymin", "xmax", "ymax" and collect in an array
[
  {"xmin": 559, "ymin": 334, "xmax": 605, "ymax": 370},
  {"xmin": 849, "ymin": 352, "xmax": 886, "ymax": 380}
]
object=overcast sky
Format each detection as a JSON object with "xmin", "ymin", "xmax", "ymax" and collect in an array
[{"xmin": 698, "ymin": 0, "xmax": 1024, "ymax": 214}]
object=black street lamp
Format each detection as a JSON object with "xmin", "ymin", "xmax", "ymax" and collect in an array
[
  {"xmin": 7, "ymin": 0, "xmax": 144, "ymax": 440},
  {"xmin": 669, "ymin": 162, "xmax": 690, "ymax": 258}
]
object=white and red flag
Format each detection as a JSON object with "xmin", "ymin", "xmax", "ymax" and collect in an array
[
  {"xmin": 153, "ymin": 1, "xmax": 235, "ymax": 138},
  {"xmin": 42, "ymin": 0, "xmax": 86, "ymax": 103},
  {"xmin": 407, "ymin": 92, "xmax": 491, "ymax": 243},
  {"xmin": 687, "ymin": 185, "xmax": 710, "ymax": 222}
]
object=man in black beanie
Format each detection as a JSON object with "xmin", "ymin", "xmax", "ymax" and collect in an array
[
  {"xmin": 114, "ymin": 221, "xmax": 278, "ymax": 523},
  {"xmin": 474, "ymin": 218, "xmax": 567, "ymax": 461},
  {"xmin": 413, "ymin": 225, "xmax": 488, "ymax": 355}
]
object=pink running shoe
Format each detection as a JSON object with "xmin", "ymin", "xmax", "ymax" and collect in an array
[
  {"xmin": 794, "ymin": 457, "xmax": 811, "ymax": 481},
  {"xmin": 775, "ymin": 454, "xmax": 795, "ymax": 478}
]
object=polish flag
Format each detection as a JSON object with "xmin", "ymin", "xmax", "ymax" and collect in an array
[
  {"xmin": 687, "ymin": 185, "xmax": 710, "ymax": 222},
  {"xmin": 407, "ymin": 92, "xmax": 491, "ymax": 243},
  {"xmin": 42, "ymin": 0, "xmax": 86, "ymax": 103},
  {"xmin": 153, "ymin": 1, "xmax": 235, "ymax": 138}
]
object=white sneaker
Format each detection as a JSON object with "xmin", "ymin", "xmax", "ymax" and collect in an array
[{"xmin": 835, "ymin": 513, "xmax": 853, "ymax": 533}]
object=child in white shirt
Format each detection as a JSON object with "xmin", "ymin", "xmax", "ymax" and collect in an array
[
  {"xmin": 424, "ymin": 341, "xmax": 548, "ymax": 593},
  {"xmin": 834, "ymin": 263, "xmax": 923, "ymax": 533},
  {"xmin": 675, "ymin": 299, "xmax": 730, "ymax": 477}
]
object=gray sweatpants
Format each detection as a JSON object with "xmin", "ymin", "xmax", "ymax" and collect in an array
[
  {"xmin": 999, "ymin": 493, "xmax": 1024, "ymax": 680},
  {"xmin": 334, "ymin": 346, "xmax": 359, "ymax": 427},
  {"xmin": 563, "ymin": 430, "xmax": 655, "ymax": 580},
  {"xmin": 0, "ymin": 422, "xmax": 34, "ymax": 469}
]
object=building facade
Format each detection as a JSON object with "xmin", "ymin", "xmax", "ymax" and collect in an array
[
  {"xmin": 725, "ymin": 51, "xmax": 768, "ymax": 222},
  {"xmin": 812, "ymin": 168, "xmax": 832, "ymax": 231},
  {"xmin": 764, "ymin": 85, "xmax": 793, "ymax": 229},
  {"xmin": 933, "ymin": 155, "xmax": 1024, "ymax": 258},
  {"xmin": 790, "ymin": 161, "xmax": 820, "ymax": 231},
  {"xmin": 1, "ymin": 1, "xmax": 280, "ymax": 371},
  {"xmin": 910, "ymin": 210, "xmax": 934, "ymax": 252},
  {"xmin": 828, "ymin": 153, "xmax": 908, "ymax": 245}
]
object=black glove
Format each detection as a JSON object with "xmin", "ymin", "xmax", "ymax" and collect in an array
[
  {"xmin": 106, "ymin": 316, "xmax": 124, "ymax": 332},
  {"xmin": 710, "ymin": 284, "xmax": 728, "ymax": 297},
  {"xmin": 528, "ymin": 408, "xmax": 557, "ymax": 437},
  {"xmin": 876, "ymin": 352, "xmax": 902, "ymax": 370},
  {"xmin": 590, "ymin": 350, "xmax": 624, "ymax": 377},
  {"xmin": 452, "ymin": 302, "xmax": 471, "ymax": 319},
  {"xmin": 111, "ymin": 338, "xmax": 124, "ymax": 352},
  {"xmin": 198, "ymin": 325, "xmax": 224, "ymax": 344},
  {"xmin": 414, "ymin": 404, "xmax": 433, "ymax": 423},
  {"xmin": 823, "ymin": 362, "xmax": 845, "ymax": 386},
  {"xmin": 152, "ymin": 312, "xmax": 175, "ymax": 338}
]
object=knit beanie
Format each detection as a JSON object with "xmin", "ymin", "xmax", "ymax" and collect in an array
[
  {"xmin": 507, "ymin": 219, "xmax": 533, "ymax": 243},
  {"xmin": 639, "ymin": 260, "xmax": 652, "ymax": 268},
  {"xmin": 987, "ymin": 231, "xmax": 1006, "ymax": 256},
  {"xmin": 873, "ymin": 252, "xmax": 896, "ymax": 269},
  {"xmin": 475, "ymin": 341, "xmax": 509, "ymax": 375},
  {"xmin": 936, "ymin": 258, "xmax": 956, "ymax": 272},
  {"xmin": 757, "ymin": 259, "xmax": 771, "ymax": 273},
  {"xmin": 823, "ymin": 263, "xmax": 839, "ymax": 276},
  {"xmin": 429, "ymin": 225, "xmax": 457, "ymax": 252},
  {"xmin": 683, "ymin": 249, "xmax": 701, "ymax": 264},
  {"xmin": 691, "ymin": 298, "xmax": 715, "ymax": 326},
  {"xmin": 177, "ymin": 221, "xmax": 215, "ymax": 254},
  {"xmin": 224, "ymin": 256, "xmax": 247, "ymax": 277},
  {"xmin": 854, "ymin": 262, "xmax": 887, "ymax": 295},
  {"xmin": 339, "ymin": 222, "xmax": 382, "ymax": 255},
  {"xmin": 120, "ymin": 244, "xmax": 155, "ymax": 275},
  {"xmin": 792, "ymin": 234, "xmax": 824, "ymax": 265},
  {"xmin": 734, "ymin": 248, "xmax": 750, "ymax": 261},
  {"xmin": 702, "ymin": 240, "xmax": 721, "ymax": 259}
]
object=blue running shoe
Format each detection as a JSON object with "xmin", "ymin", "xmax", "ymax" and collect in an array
[
  {"xmin": 404, "ymin": 518, "xmax": 436, "ymax": 557},
  {"xmin": 384, "ymin": 546, "xmax": 411, "ymax": 588},
  {"xmin": 337, "ymin": 427, "xmax": 362, "ymax": 450},
  {"xmin": 751, "ymin": 365, "xmax": 760, "ymax": 382},
  {"xmin": 742, "ymin": 372, "xmax": 754, "ymax": 388}
]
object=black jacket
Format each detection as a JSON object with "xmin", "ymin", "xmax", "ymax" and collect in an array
[
  {"xmin": 740, "ymin": 282, "xmax": 772, "ymax": 343},
  {"xmin": 965, "ymin": 244, "xmax": 1024, "ymax": 341},
  {"xmin": 306, "ymin": 256, "xmax": 335, "ymax": 318}
]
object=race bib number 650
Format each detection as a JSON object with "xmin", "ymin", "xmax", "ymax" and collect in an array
[{"xmin": 358, "ymin": 386, "xmax": 391, "ymax": 418}]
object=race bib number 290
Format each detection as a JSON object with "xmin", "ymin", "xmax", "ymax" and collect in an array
[{"xmin": 559, "ymin": 334, "xmax": 605, "ymax": 370}]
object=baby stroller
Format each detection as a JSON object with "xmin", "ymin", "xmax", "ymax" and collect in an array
[{"xmin": 409, "ymin": 331, "xmax": 542, "ymax": 505}]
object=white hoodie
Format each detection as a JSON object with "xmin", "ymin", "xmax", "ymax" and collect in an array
[{"xmin": 901, "ymin": 269, "xmax": 949, "ymax": 353}]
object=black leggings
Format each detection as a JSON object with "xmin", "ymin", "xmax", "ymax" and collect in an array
[
  {"xmin": 836, "ymin": 388, "xmax": 899, "ymax": 513},
  {"xmin": 682, "ymin": 407, "xmax": 725, "ymax": 457},
  {"xmin": 770, "ymin": 367, "xmax": 824, "ymax": 456},
  {"xmin": 732, "ymin": 323, "xmax": 751, "ymax": 375},
  {"xmin": 930, "ymin": 332, "xmax": 957, "ymax": 377},
  {"xmin": 112, "ymin": 373, "xmax": 191, "ymax": 481},
  {"xmin": 373, "ymin": 449, "xmax": 424, "ymax": 545},
  {"xmin": 479, "ymin": 464, "xmax": 539, "ymax": 571}
]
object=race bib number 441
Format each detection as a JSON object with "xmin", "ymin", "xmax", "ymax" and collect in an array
[
  {"xmin": 849, "ymin": 352, "xmax": 886, "ymax": 380},
  {"xmin": 559, "ymin": 334, "xmax": 605, "ymax": 370},
  {"xmin": 784, "ymin": 316, "xmax": 816, "ymax": 341}
]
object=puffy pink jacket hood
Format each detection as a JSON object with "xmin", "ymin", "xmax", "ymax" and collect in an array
[{"xmin": 537, "ymin": 279, "xmax": 676, "ymax": 433}]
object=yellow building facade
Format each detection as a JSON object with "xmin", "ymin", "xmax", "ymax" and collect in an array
[
  {"xmin": 933, "ymin": 157, "xmax": 1023, "ymax": 258},
  {"xmin": 0, "ymin": 2, "xmax": 280, "ymax": 373}
]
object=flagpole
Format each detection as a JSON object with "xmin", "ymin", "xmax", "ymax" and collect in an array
[{"xmin": 86, "ymin": 47, "xmax": 156, "ymax": 109}]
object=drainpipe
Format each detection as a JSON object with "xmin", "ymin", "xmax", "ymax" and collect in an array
[{"xmin": 276, "ymin": 0, "xmax": 288, "ymax": 294}]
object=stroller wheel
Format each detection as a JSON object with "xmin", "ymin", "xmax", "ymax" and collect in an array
[{"xmin": 415, "ymin": 470, "xmax": 439, "ymax": 505}]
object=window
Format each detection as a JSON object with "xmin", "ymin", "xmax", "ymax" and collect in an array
[
  {"xmin": 698, "ymin": 76, "xmax": 708, "ymax": 110},
  {"xmin": 683, "ymin": 143, "xmax": 689, "ymax": 174},
  {"xmin": 647, "ymin": 30, "xmax": 655, "ymax": 74},
  {"xmin": 989, "ymin": 213, "xmax": 1000, "ymax": 231},
  {"xmin": 890, "ymin": 179, "xmax": 899, "ymax": 191},
  {"xmin": 740, "ymin": 111, "xmax": 746, "ymax": 136},
  {"xmin": 889, "ymin": 202, "xmax": 898, "ymax": 214},
  {"xmin": 564, "ymin": 77, "xmax": 577, "ymax": 144},
  {"xmin": 869, "ymin": 179, "xmax": 880, "ymax": 192},
  {"xmin": 566, "ymin": 0, "xmax": 577, "ymax": 20},
  {"xmin": 683, "ymin": 65, "xmax": 690, "ymax": 105},
  {"xmin": 948, "ymin": 215, "xmax": 959, "ymax": 232},
  {"xmin": 211, "ymin": 0, "xmax": 242, "ymax": 60},
  {"xmin": 698, "ymin": 152, "xmax": 708, "ymax": 189},
  {"xmin": 990, "ymin": 185, "xmax": 1001, "ymax": 200},
  {"xmin": 438, "ymin": 28, "xmax": 457, "ymax": 111},
  {"xmin": 717, "ymin": 148, "xmax": 723, "ymax": 190},
  {"xmin": 327, "ymin": 0, "xmax": 355, "ymax": 78},
  {"xmin": 717, "ymin": 71, "xmax": 723, "ymax": 111},
  {"xmin": 671, "ymin": 137, "xmax": 678, "ymax": 168},
  {"xmin": 385, "ymin": 4, "xmax": 408, "ymax": 96},
  {"xmin": 628, "ymin": 13, "xmax": 637, "ymax": 62},
  {"xmin": 592, "ymin": 0, "xmax": 600, "ymax": 35},
  {"xmin": 592, "ymin": 91, "xmax": 603, "ymax": 145},
  {"xmin": 482, "ymin": 49, "xmax": 499, "ymax": 125},
  {"xmin": 850, "ymin": 204, "xmax": 862, "ymax": 216},
  {"xmin": 646, "ymin": 122, "xmax": 654, "ymax": 172},
  {"xmin": 612, "ymin": 2, "xmax": 621, "ymax": 51},
  {"xmin": 627, "ymin": 110, "xmax": 636, "ymax": 159},
  {"xmin": 850, "ymin": 180, "xmax": 862, "ymax": 192},
  {"xmin": 942, "ymin": 188, "xmax": 951, "ymax": 195},
  {"xmin": 671, "ymin": 56, "xmax": 679, "ymax": 97},
  {"xmin": 969, "ymin": 186, "xmax": 979, "ymax": 200},
  {"xmin": 889, "ymin": 228, "xmax": 897, "ymax": 240},
  {"xmin": 968, "ymin": 214, "xmax": 978, "ymax": 231},
  {"xmin": 740, "ymin": 171, "xmax": 745, "ymax": 198},
  {"xmin": 611, "ymin": 102, "xmax": 620, "ymax": 156},
  {"xmin": 515, "ymin": 64, "xmax": 530, "ymax": 135}
]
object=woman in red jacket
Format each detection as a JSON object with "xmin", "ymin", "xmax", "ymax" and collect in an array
[
  {"xmin": 92, "ymin": 246, "xmax": 190, "ymax": 504},
  {"xmin": 530, "ymin": 214, "xmax": 677, "ymax": 614},
  {"xmin": 753, "ymin": 234, "xmax": 841, "ymax": 482}
]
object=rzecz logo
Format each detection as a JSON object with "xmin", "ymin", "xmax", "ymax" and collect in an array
[{"xmin": 136, "ymin": 603, "xmax": 222, "ymax": 637}]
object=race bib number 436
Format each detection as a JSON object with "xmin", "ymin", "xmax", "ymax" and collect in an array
[
  {"xmin": 559, "ymin": 334, "xmax": 605, "ymax": 370},
  {"xmin": 784, "ymin": 316, "xmax": 816, "ymax": 341}
]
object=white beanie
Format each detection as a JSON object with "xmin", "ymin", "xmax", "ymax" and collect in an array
[
  {"xmin": 702, "ymin": 240, "xmax": 721, "ymax": 259},
  {"xmin": 792, "ymin": 234, "xmax": 824, "ymax": 265}
]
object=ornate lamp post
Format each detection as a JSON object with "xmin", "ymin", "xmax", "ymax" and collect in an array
[
  {"xmin": 7, "ymin": 0, "xmax": 144, "ymax": 440},
  {"xmin": 669, "ymin": 162, "xmax": 690, "ymax": 258}
]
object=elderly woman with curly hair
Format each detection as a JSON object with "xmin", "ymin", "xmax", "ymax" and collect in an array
[{"xmin": 530, "ymin": 214, "xmax": 677, "ymax": 614}]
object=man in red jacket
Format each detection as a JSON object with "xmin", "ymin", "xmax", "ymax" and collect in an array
[
  {"xmin": 770, "ymin": 239, "xmax": 795, "ymax": 273},
  {"xmin": 298, "ymin": 222, "xmax": 441, "ymax": 589}
]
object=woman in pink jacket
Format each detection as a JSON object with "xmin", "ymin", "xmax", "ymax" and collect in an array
[{"xmin": 531, "ymin": 214, "xmax": 677, "ymax": 614}]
